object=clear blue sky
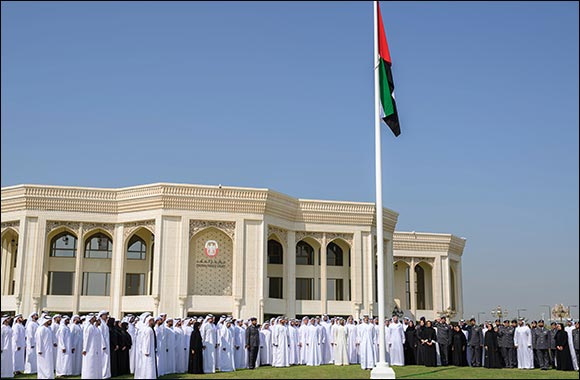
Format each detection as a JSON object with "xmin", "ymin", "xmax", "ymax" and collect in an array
[{"xmin": 2, "ymin": 1, "xmax": 578, "ymax": 321}]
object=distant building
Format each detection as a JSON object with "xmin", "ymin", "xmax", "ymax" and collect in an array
[{"xmin": 1, "ymin": 182, "xmax": 465, "ymax": 321}]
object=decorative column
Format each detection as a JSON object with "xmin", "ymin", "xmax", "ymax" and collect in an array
[
  {"xmin": 110, "ymin": 224, "xmax": 124, "ymax": 317},
  {"xmin": 456, "ymin": 259, "xmax": 464, "ymax": 319},
  {"xmin": 233, "ymin": 297, "xmax": 243, "ymax": 319},
  {"xmin": 442, "ymin": 256, "xmax": 451, "ymax": 312},
  {"xmin": 153, "ymin": 295, "xmax": 160, "ymax": 317},
  {"xmin": 320, "ymin": 233, "xmax": 327, "ymax": 314},
  {"xmin": 409, "ymin": 258, "xmax": 417, "ymax": 318},
  {"xmin": 286, "ymin": 231, "xmax": 296, "ymax": 318},
  {"xmin": 151, "ymin": 217, "xmax": 163, "ymax": 305},
  {"xmin": 72, "ymin": 223, "xmax": 84, "ymax": 315}
]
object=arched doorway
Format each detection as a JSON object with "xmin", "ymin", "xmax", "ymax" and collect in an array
[{"xmin": 393, "ymin": 260, "xmax": 410, "ymax": 310}]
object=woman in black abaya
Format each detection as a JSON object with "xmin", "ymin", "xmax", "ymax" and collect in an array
[
  {"xmin": 188, "ymin": 321, "xmax": 204, "ymax": 374},
  {"xmin": 483, "ymin": 322, "xmax": 502, "ymax": 368},
  {"xmin": 451, "ymin": 324, "xmax": 467, "ymax": 366},
  {"xmin": 555, "ymin": 323, "xmax": 573, "ymax": 371},
  {"xmin": 419, "ymin": 320, "xmax": 438, "ymax": 367},
  {"xmin": 404, "ymin": 320, "xmax": 417, "ymax": 365}
]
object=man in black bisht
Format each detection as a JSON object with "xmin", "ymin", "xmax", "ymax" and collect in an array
[
  {"xmin": 118, "ymin": 320, "xmax": 132, "ymax": 375},
  {"xmin": 245, "ymin": 317, "xmax": 260, "ymax": 369}
]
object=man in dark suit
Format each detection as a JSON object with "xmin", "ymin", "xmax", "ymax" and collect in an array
[{"xmin": 245, "ymin": 317, "xmax": 260, "ymax": 369}]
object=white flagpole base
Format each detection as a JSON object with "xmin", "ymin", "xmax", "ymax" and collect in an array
[{"xmin": 370, "ymin": 362, "xmax": 396, "ymax": 379}]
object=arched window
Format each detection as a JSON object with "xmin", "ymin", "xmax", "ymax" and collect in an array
[
  {"xmin": 127, "ymin": 235, "xmax": 147, "ymax": 260},
  {"xmin": 296, "ymin": 241, "xmax": 314, "ymax": 265},
  {"xmin": 326, "ymin": 242, "xmax": 343, "ymax": 266},
  {"xmin": 84, "ymin": 233, "xmax": 112, "ymax": 259},
  {"xmin": 50, "ymin": 232, "xmax": 77, "ymax": 257},
  {"xmin": 267, "ymin": 239, "xmax": 283, "ymax": 264},
  {"xmin": 415, "ymin": 264, "xmax": 426, "ymax": 310}
]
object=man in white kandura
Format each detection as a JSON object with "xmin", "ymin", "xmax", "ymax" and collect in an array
[
  {"xmin": 357, "ymin": 315, "xmax": 376, "ymax": 370},
  {"xmin": 12, "ymin": 314, "xmax": 26, "ymax": 375},
  {"xmin": 55, "ymin": 316, "xmax": 73, "ymax": 377},
  {"xmin": 81, "ymin": 314, "xmax": 102, "ymax": 380},
  {"xmin": 333, "ymin": 318, "xmax": 349, "ymax": 366},
  {"xmin": 35, "ymin": 315, "xmax": 55, "ymax": 380},
  {"xmin": 514, "ymin": 317, "xmax": 533, "ymax": 369},
  {"xmin": 69, "ymin": 316, "xmax": 83, "ymax": 376},
  {"xmin": 134, "ymin": 316, "xmax": 157, "ymax": 379},
  {"xmin": 201, "ymin": 315, "xmax": 217, "ymax": 374},
  {"xmin": 218, "ymin": 318, "xmax": 236, "ymax": 372},
  {"xmin": 24, "ymin": 312, "xmax": 40, "ymax": 374},
  {"xmin": 1, "ymin": 316, "xmax": 14, "ymax": 379},
  {"xmin": 272, "ymin": 317, "xmax": 290, "ymax": 367},
  {"xmin": 388, "ymin": 315, "xmax": 406, "ymax": 366}
]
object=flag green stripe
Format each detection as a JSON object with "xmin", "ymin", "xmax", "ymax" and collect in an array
[{"xmin": 378, "ymin": 57, "xmax": 394, "ymax": 117}]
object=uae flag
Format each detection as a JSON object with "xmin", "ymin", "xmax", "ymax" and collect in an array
[{"xmin": 377, "ymin": 2, "xmax": 401, "ymax": 137}]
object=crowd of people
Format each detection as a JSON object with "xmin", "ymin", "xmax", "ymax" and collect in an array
[{"xmin": 1, "ymin": 311, "xmax": 579, "ymax": 379}]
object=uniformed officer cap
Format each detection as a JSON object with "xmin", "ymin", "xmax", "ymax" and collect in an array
[
  {"xmin": 469, "ymin": 318, "xmax": 476, "ymax": 322},
  {"xmin": 503, "ymin": 320, "xmax": 509, "ymax": 323},
  {"xmin": 550, "ymin": 321, "xmax": 556, "ymax": 325},
  {"xmin": 538, "ymin": 320, "xmax": 544, "ymax": 323},
  {"xmin": 249, "ymin": 317, "xmax": 257, "ymax": 321},
  {"xmin": 531, "ymin": 320, "xmax": 537, "ymax": 324},
  {"xmin": 511, "ymin": 319, "xmax": 517, "ymax": 323},
  {"xmin": 440, "ymin": 316, "xmax": 446, "ymax": 320}
]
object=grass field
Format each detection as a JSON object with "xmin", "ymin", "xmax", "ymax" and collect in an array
[{"xmin": 5, "ymin": 365, "xmax": 579, "ymax": 379}]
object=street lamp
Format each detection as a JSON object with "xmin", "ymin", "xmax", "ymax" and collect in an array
[
  {"xmin": 491, "ymin": 305, "xmax": 508, "ymax": 321},
  {"xmin": 477, "ymin": 312, "xmax": 485, "ymax": 324},
  {"xmin": 517, "ymin": 308, "xmax": 527, "ymax": 319},
  {"xmin": 540, "ymin": 304, "xmax": 551, "ymax": 322},
  {"xmin": 569, "ymin": 305, "xmax": 578, "ymax": 319}
]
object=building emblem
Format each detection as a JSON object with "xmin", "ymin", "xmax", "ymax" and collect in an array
[{"xmin": 204, "ymin": 240, "xmax": 219, "ymax": 258}]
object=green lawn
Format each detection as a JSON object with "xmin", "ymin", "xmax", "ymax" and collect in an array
[{"xmin": 5, "ymin": 365, "xmax": 579, "ymax": 379}]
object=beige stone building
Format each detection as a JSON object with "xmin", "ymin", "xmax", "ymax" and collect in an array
[{"xmin": 1, "ymin": 183, "xmax": 466, "ymax": 321}]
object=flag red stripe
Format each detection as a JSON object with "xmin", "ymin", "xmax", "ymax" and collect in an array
[{"xmin": 377, "ymin": 2, "xmax": 392, "ymax": 64}]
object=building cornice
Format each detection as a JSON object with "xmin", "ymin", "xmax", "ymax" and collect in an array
[
  {"xmin": 1, "ymin": 183, "xmax": 399, "ymax": 231},
  {"xmin": 393, "ymin": 231, "xmax": 466, "ymax": 256}
]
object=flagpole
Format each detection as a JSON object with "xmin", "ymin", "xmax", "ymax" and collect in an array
[{"xmin": 370, "ymin": 1, "xmax": 395, "ymax": 378}]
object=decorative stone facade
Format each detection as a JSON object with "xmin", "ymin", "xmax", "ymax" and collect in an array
[{"xmin": 1, "ymin": 182, "xmax": 465, "ymax": 321}]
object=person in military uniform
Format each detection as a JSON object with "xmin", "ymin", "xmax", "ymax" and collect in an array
[
  {"xmin": 468, "ymin": 318, "xmax": 483, "ymax": 367},
  {"xmin": 530, "ymin": 320, "xmax": 539, "ymax": 368},
  {"xmin": 549, "ymin": 321, "xmax": 558, "ymax": 368},
  {"xmin": 494, "ymin": 319, "xmax": 504, "ymax": 366},
  {"xmin": 434, "ymin": 316, "xmax": 451, "ymax": 366},
  {"xmin": 573, "ymin": 321, "xmax": 580, "ymax": 370},
  {"xmin": 498, "ymin": 319, "xmax": 515, "ymax": 368},
  {"xmin": 245, "ymin": 317, "xmax": 260, "ymax": 369},
  {"xmin": 533, "ymin": 320, "xmax": 550, "ymax": 370}
]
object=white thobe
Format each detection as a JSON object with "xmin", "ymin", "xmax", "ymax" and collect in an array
[
  {"xmin": 81, "ymin": 323, "xmax": 102, "ymax": 379},
  {"xmin": 565, "ymin": 326, "xmax": 579, "ymax": 370},
  {"xmin": 173, "ymin": 326, "xmax": 187, "ymax": 373},
  {"xmin": 127, "ymin": 323, "xmax": 136, "ymax": 374},
  {"xmin": 346, "ymin": 322, "xmax": 358, "ymax": 364},
  {"xmin": 154, "ymin": 324, "xmax": 167, "ymax": 376},
  {"xmin": 259, "ymin": 328, "xmax": 273, "ymax": 365},
  {"xmin": 320, "ymin": 321, "xmax": 332, "ymax": 364},
  {"xmin": 218, "ymin": 325, "xmax": 235, "ymax": 372},
  {"xmin": 97, "ymin": 321, "xmax": 111, "ymax": 378},
  {"xmin": 12, "ymin": 322, "xmax": 25, "ymax": 372},
  {"xmin": 69, "ymin": 323, "xmax": 83, "ymax": 375},
  {"xmin": 357, "ymin": 322, "xmax": 376, "ymax": 370},
  {"xmin": 164, "ymin": 326, "xmax": 176, "ymax": 374},
  {"xmin": 298, "ymin": 323, "xmax": 309, "ymax": 364},
  {"xmin": 304, "ymin": 324, "xmax": 322, "ymax": 366},
  {"xmin": 233, "ymin": 325, "xmax": 246, "ymax": 369},
  {"xmin": 135, "ymin": 327, "xmax": 156, "ymax": 379},
  {"xmin": 388, "ymin": 322, "xmax": 405, "ymax": 366},
  {"xmin": 35, "ymin": 325, "xmax": 55, "ymax": 379},
  {"xmin": 272, "ymin": 323, "xmax": 290, "ymax": 367},
  {"xmin": 373, "ymin": 324, "xmax": 380, "ymax": 362},
  {"xmin": 201, "ymin": 323, "xmax": 217, "ymax": 373},
  {"xmin": 24, "ymin": 320, "xmax": 39, "ymax": 374},
  {"xmin": 50, "ymin": 323, "xmax": 58, "ymax": 369},
  {"xmin": 514, "ymin": 325, "xmax": 534, "ymax": 369},
  {"xmin": 1, "ymin": 324, "xmax": 14, "ymax": 378},
  {"xmin": 288, "ymin": 325, "xmax": 300, "ymax": 365},
  {"xmin": 333, "ymin": 324, "xmax": 348, "ymax": 365},
  {"xmin": 55, "ymin": 323, "xmax": 72, "ymax": 376}
]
